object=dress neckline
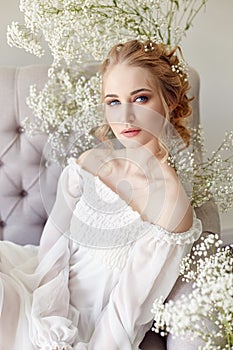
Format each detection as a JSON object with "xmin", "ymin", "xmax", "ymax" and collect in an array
[{"xmin": 69, "ymin": 158, "xmax": 196, "ymax": 237}]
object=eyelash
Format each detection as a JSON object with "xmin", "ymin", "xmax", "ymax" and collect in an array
[
  {"xmin": 106, "ymin": 95, "xmax": 149, "ymax": 106},
  {"xmin": 107, "ymin": 99, "xmax": 120, "ymax": 106},
  {"xmin": 134, "ymin": 95, "xmax": 148, "ymax": 103}
]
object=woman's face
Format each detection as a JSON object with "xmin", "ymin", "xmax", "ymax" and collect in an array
[{"xmin": 103, "ymin": 63, "xmax": 165, "ymax": 150}]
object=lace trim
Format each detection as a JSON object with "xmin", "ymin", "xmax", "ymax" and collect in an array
[
  {"xmin": 67, "ymin": 162, "xmax": 152, "ymax": 248},
  {"xmin": 41, "ymin": 342, "xmax": 72, "ymax": 350},
  {"xmin": 68, "ymin": 207, "xmax": 151, "ymax": 248},
  {"xmin": 88, "ymin": 244, "xmax": 132, "ymax": 270},
  {"xmin": 150, "ymin": 216, "xmax": 202, "ymax": 244}
]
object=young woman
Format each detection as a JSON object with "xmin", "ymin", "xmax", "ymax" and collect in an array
[{"xmin": 0, "ymin": 40, "xmax": 202, "ymax": 350}]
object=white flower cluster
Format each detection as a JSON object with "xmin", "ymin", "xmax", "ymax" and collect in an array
[
  {"xmin": 7, "ymin": 0, "xmax": 209, "ymax": 66},
  {"xmin": 192, "ymin": 129, "xmax": 233, "ymax": 212},
  {"xmin": 152, "ymin": 235, "xmax": 233, "ymax": 349},
  {"xmin": 23, "ymin": 66, "xmax": 102, "ymax": 164},
  {"xmin": 168, "ymin": 127, "xmax": 233, "ymax": 212},
  {"xmin": 7, "ymin": 21, "xmax": 44, "ymax": 57}
]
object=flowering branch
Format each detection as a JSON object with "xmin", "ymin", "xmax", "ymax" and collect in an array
[
  {"xmin": 152, "ymin": 235, "xmax": 233, "ymax": 349},
  {"xmin": 7, "ymin": 0, "xmax": 208, "ymax": 67},
  {"xmin": 169, "ymin": 127, "xmax": 233, "ymax": 213},
  {"xmin": 23, "ymin": 66, "xmax": 102, "ymax": 164}
]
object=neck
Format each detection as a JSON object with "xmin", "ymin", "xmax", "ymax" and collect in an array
[{"xmin": 114, "ymin": 139, "xmax": 162, "ymax": 176}]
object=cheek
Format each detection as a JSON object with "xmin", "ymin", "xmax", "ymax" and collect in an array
[
  {"xmin": 109, "ymin": 123, "xmax": 122, "ymax": 136},
  {"xmin": 105, "ymin": 108, "xmax": 121, "ymax": 124},
  {"xmin": 134, "ymin": 109, "xmax": 165, "ymax": 136}
]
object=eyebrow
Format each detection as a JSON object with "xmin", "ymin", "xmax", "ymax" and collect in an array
[{"xmin": 104, "ymin": 88, "xmax": 152, "ymax": 99}]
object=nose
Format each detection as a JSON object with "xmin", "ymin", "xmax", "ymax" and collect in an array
[
  {"xmin": 105, "ymin": 103, "xmax": 136, "ymax": 125},
  {"xmin": 120, "ymin": 103, "xmax": 135, "ymax": 123}
]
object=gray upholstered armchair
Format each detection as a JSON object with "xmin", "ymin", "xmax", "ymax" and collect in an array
[
  {"xmin": 0, "ymin": 65, "xmax": 61, "ymax": 244},
  {"xmin": 0, "ymin": 64, "xmax": 221, "ymax": 349}
]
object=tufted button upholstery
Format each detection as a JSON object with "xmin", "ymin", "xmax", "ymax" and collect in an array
[
  {"xmin": 19, "ymin": 189, "xmax": 28, "ymax": 197},
  {"xmin": 17, "ymin": 126, "xmax": 25, "ymax": 134},
  {"xmin": 0, "ymin": 65, "xmax": 61, "ymax": 245},
  {"xmin": 0, "ymin": 220, "xmax": 6, "ymax": 228}
]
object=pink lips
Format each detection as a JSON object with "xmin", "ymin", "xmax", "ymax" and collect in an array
[{"xmin": 120, "ymin": 128, "xmax": 141, "ymax": 138}]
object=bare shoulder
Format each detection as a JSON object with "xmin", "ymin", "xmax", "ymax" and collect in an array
[
  {"xmin": 157, "ymin": 163, "xmax": 193, "ymax": 233},
  {"xmin": 76, "ymin": 147, "xmax": 109, "ymax": 175},
  {"xmin": 167, "ymin": 179, "xmax": 193, "ymax": 233},
  {"xmin": 76, "ymin": 149, "xmax": 94, "ymax": 165}
]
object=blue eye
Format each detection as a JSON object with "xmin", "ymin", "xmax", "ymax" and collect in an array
[
  {"xmin": 107, "ymin": 99, "xmax": 121, "ymax": 106},
  {"xmin": 135, "ymin": 95, "xmax": 148, "ymax": 103}
]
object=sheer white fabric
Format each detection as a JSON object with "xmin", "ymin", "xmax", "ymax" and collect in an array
[{"xmin": 0, "ymin": 158, "xmax": 202, "ymax": 350}]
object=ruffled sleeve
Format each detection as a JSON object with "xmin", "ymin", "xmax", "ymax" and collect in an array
[
  {"xmin": 30, "ymin": 158, "xmax": 83, "ymax": 350},
  {"xmin": 39, "ymin": 158, "xmax": 83, "ymax": 259},
  {"xmin": 75, "ymin": 216, "xmax": 202, "ymax": 350}
]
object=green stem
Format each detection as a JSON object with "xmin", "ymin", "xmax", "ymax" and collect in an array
[
  {"xmin": 167, "ymin": 0, "xmax": 175, "ymax": 45},
  {"xmin": 198, "ymin": 136, "xmax": 233, "ymax": 168},
  {"xmin": 89, "ymin": 2, "xmax": 157, "ymax": 40},
  {"xmin": 185, "ymin": 0, "xmax": 207, "ymax": 30},
  {"xmin": 178, "ymin": 0, "xmax": 193, "ymax": 26}
]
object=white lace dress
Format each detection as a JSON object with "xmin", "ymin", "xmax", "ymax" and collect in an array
[{"xmin": 0, "ymin": 158, "xmax": 202, "ymax": 350}]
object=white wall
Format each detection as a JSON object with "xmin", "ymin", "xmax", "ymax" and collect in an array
[
  {"xmin": 181, "ymin": 0, "xmax": 233, "ymax": 234},
  {"xmin": 1, "ymin": 0, "xmax": 233, "ymax": 233}
]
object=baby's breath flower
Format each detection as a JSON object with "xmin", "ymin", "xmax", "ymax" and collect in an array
[
  {"xmin": 23, "ymin": 66, "xmax": 102, "ymax": 164},
  {"xmin": 169, "ymin": 126, "xmax": 233, "ymax": 213},
  {"xmin": 7, "ymin": 22, "xmax": 44, "ymax": 57},
  {"xmin": 7, "ymin": 0, "xmax": 208, "ymax": 64},
  {"xmin": 152, "ymin": 236, "xmax": 233, "ymax": 348}
]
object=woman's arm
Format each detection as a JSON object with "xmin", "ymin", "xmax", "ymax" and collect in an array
[
  {"xmin": 39, "ymin": 159, "xmax": 83, "ymax": 259},
  {"xmin": 30, "ymin": 159, "xmax": 83, "ymax": 350}
]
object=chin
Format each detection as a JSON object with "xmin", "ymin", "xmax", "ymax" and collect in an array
[{"xmin": 117, "ymin": 137, "xmax": 145, "ymax": 149}]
